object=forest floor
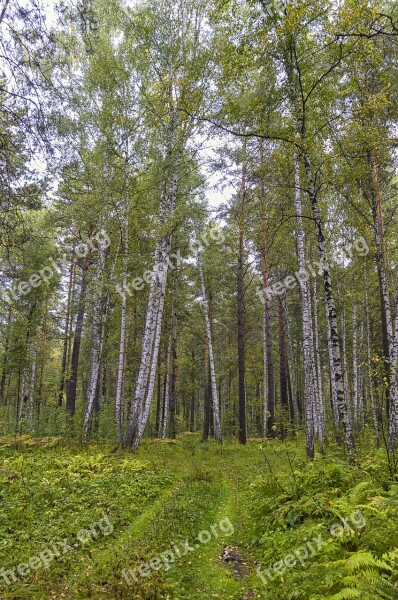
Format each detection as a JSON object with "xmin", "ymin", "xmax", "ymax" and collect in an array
[{"xmin": 0, "ymin": 434, "xmax": 397, "ymax": 599}]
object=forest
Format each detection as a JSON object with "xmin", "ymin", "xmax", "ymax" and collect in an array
[{"xmin": 1, "ymin": 0, "xmax": 398, "ymax": 598}]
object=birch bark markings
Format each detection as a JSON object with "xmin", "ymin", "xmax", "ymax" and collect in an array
[
  {"xmin": 293, "ymin": 154, "xmax": 315, "ymax": 457},
  {"xmin": 83, "ymin": 244, "xmax": 107, "ymax": 433},
  {"xmin": 237, "ymin": 142, "xmax": 247, "ymax": 445},
  {"xmin": 303, "ymin": 152, "xmax": 355, "ymax": 454},
  {"xmin": 125, "ymin": 140, "xmax": 181, "ymax": 450},
  {"xmin": 115, "ymin": 219, "xmax": 129, "ymax": 441},
  {"xmin": 198, "ymin": 256, "xmax": 222, "ymax": 443}
]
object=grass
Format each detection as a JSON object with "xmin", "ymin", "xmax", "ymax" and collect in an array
[{"xmin": 0, "ymin": 433, "xmax": 397, "ymax": 599}]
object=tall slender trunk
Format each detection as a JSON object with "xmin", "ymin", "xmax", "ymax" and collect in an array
[
  {"xmin": 284, "ymin": 39, "xmax": 355, "ymax": 454},
  {"xmin": 0, "ymin": 304, "xmax": 11, "ymax": 405},
  {"xmin": 18, "ymin": 304, "xmax": 34, "ymax": 427},
  {"xmin": 27, "ymin": 330, "xmax": 39, "ymax": 422},
  {"xmin": 262, "ymin": 306, "xmax": 268, "ymax": 436},
  {"xmin": 259, "ymin": 143, "xmax": 275, "ymax": 436},
  {"xmin": 341, "ymin": 311, "xmax": 351, "ymax": 426},
  {"xmin": 156, "ymin": 354, "xmax": 162, "ymax": 436},
  {"xmin": 125, "ymin": 142, "xmax": 181, "ymax": 450},
  {"xmin": 237, "ymin": 143, "xmax": 247, "ymax": 444},
  {"xmin": 312, "ymin": 276, "xmax": 326, "ymax": 444},
  {"xmin": 66, "ymin": 251, "xmax": 90, "ymax": 417},
  {"xmin": 161, "ymin": 334, "xmax": 171, "ymax": 439},
  {"xmin": 169, "ymin": 305, "xmax": 178, "ymax": 439},
  {"xmin": 283, "ymin": 298, "xmax": 299, "ymax": 424},
  {"xmin": 198, "ymin": 257, "xmax": 222, "ymax": 443},
  {"xmin": 326, "ymin": 297, "xmax": 340, "ymax": 441},
  {"xmin": 58, "ymin": 252, "xmax": 75, "ymax": 407},
  {"xmin": 365, "ymin": 268, "xmax": 379, "ymax": 445},
  {"xmin": 303, "ymin": 151, "xmax": 355, "ymax": 454},
  {"xmin": 368, "ymin": 159, "xmax": 398, "ymax": 450},
  {"xmin": 203, "ymin": 352, "xmax": 211, "ymax": 441},
  {"xmin": 116, "ymin": 220, "xmax": 129, "ymax": 441},
  {"xmin": 278, "ymin": 296, "xmax": 289, "ymax": 411},
  {"xmin": 83, "ymin": 245, "xmax": 107, "ymax": 433},
  {"xmin": 352, "ymin": 303, "xmax": 359, "ymax": 420},
  {"xmin": 293, "ymin": 154, "xmax": 315, "ymax": 458},
  {"xmin": 190, "ymin": 350, "xmax": 195, "ymax": 432}
]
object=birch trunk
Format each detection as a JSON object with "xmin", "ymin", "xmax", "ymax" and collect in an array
[
  {"xmin": 125, "ymin": 139, "xmax": 181, "ymax": 449},
  {"xmin": 303, "ymin": 151, "xmax": 355, "ymax": 454},
  {"xmin": 283, "ymin": 298, "xmax": 298, "ymax": 424},
  {"xmin": 352, "ymin": 303, "xmax": 359, "ymax": 420},
  {"xmin": 312, "ymin": 276, "xmax": 326, "ymax": 443},
  {"xmin": 66, "ymin": 251, "xmax": 90, "ymax": 417},
  {"xmin": 115, "ymin": 219, "xmax": 129, "ymax": 441},
  {"xmin": 283, "ymin": 41, "xmax": 355, "ymax": 454},
  {"xmin": 237, "ymin": 143, "xmax": 247, "ymax": 444},
  {"xmin": 0, "ymin": 304, "xmax": 11, "ymax": 405},
  {"xmin": 293, "ymin": 154, "xmax": 315, "ymax": 458},
  {"xmin": 132, "ymin": 259, "xmax": 169, "ymax": 449},
  {"xmin": 83, "ymin": 244, "xmax": 107, "ymax": 434},
  {"xmin": 262, "ymin": 306, "xmax": 268, "ymax": 436},
  {"xmin": 326, "ymin": 298, "xmax": 340, "ymax": 441},
  {"xmin": 58, "ymin": 251, "xmax": 75, "ymax": 407},
  {"xmin": 341, "ymin": 312, "xmax": 351, "ymax": 425},
  {"xmin": 27, "ymin": 330, "xmax": 39, "ymax": 422},
  {"xmin": 198, "ymin": 257, "xmax": 222, "ymax": 443},
  {"xmin": 369, "ymin": 161, "xmax": 398, "ymax": 450},
  {"xmin": 161, "ymin": 334, "xmax": 171, "ymax": 439}
]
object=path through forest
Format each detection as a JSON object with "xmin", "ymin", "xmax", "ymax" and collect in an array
[
  {"xmin": 1, "ymin": 438, "xmax": 267, "ymax": 600},
  {"xmin": 55, "ymin": 440, "xmax": 263, "ymax": 599}
]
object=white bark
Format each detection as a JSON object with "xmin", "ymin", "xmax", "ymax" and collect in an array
[
  {"xmin": 326, "ymin": 298, "xmax": 340, "ymax": 436},
  {"xmin": 262, "ymin": 306, "xmax": 267, "ymax": 436},
  {"xmin": 283, "ymin": 298, "xmax": 298, "ymax": 425},
  {"xmin": 312, "ymin": 275, "xmax": 326, "ymax": 443},
  {"xmin": 198, "ymin": 256, "xmax": 222, "ymax": 443},
  {"xmin": 27, "ymin": 331, "xmax": 38, "ymax": 422},
  {"xmin": 126, "ymin": 146, "xmax": 181, "ymax": 449},
  {"xmin": 341, "ymin": 311, "xmax": 351, "ymax": 423},
  {"xmin": 294, "ymin": 154, "xmax": 315, "ymax": 457},
  {"xmin": 83, "ymin": 244, "xmax": 107, "ymax": 433},
  {"xmin": 352, "ymin": 303, "xmax": 359, "ymax": 420},
  {"xmin": 115, "ymin": 219, "xmax": 129, "ymax": 441},
  {"xmin": 161, "ymin": 334, "xmax": 172, "ymax": 439},
  {"xmin": 133, "ymin": 260, "xmax": 169, "ymax": 448}
]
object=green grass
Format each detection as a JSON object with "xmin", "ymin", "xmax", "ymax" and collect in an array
[{"xmin": 0, "ymin": 434, "xmax": 398, "ymax": 599}]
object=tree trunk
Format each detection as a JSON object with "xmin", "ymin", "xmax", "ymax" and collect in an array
[
  {"xmin": 0, "ymin": 304, "xmax": 11, "ymax": 405},
  {"xmin": 168, "ymin": 306, "xmax": 178, "ymax": 439},
  {"xmin": 83, "ymin": 244, "xmax": 107, "ymax": 433},
  {"xmin": 125, "ymin": 142, "xmax": 181, "ymax": 450},
  {"xmin": 161, "ymin": 334, "xmax": 171, "ymax": 439},
  {"xmin": 259, "ymin": 143, "xmax": 275, "ymax": 437},
  {"xmin": 312, "ymin": 275, "xmax": 326, "ymax": 444},
  {"xmin": 283, "ymin": 298, "xmax": 299, "ymax": 424},
  {"xmin": 303, "ymin": 150, "xmax": 355, "ymax": 454},
  {"xmin": 237, "ymin": 143, "xmax": 247, "ymax": 444},
  {"xmin": 293, "ymin": 154, "xmax": 315, "ymax": 458},
  {"xmin": 66, "ymin": 251, "xmax": 90, "ymax": 417},
  {"xmin": 198, "ymin": 257, "xmax": 222, "ymax": 443},
  {"xmin": 190, "ymin": 349, "xmax": 195, "ymax": 432},
  {"xmin": 58, "ymin": 251, "xmax": 75, "ymax": 407},
  {"xmin": 115, "ymin": 220, "xmax": 129, "ymax": 441}
]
